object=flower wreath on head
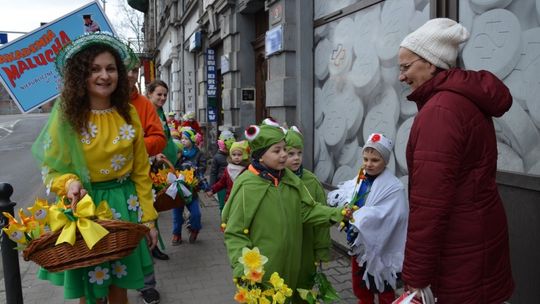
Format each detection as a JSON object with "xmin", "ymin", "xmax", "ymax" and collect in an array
[{"xmin": 55, "ymin": 32, "xmax": 138, "ymax": 76}]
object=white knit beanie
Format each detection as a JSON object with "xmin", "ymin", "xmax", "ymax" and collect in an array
[
  {"xmin": 400, "ymin": 18, "xmax": 470, "ymax": 69},
  {"xmin": 363, "ymin": 133, "xmax": 393, "ymax": 165}
]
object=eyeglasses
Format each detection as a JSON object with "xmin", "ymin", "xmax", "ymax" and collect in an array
[{"xmin": 399, "ymin": 58, "xmax": 424, "ymax": 73}]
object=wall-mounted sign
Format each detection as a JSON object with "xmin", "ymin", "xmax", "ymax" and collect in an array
[
  {"xmin": 241, "ymin": 88, "xmax": 255, "ymax": 101},
  {"xmin": 265, "ymin": 25, "xmax": 283, "ymax": 57},
  {"xmin": 270, "ymin": 3, "xmax": 283, "ymax": 25},
  {"xmin": 188, "ymin": 31, "xmax": 201, "ymax": 52},
  {"xmin": 0, "ymin": 2, "xmax": 114, "ymax": 113},
  {"xmin": 221, "ymin": 54, "xmax": 230, "ymax": 74}
]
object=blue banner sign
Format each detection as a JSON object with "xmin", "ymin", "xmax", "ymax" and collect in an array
[
  {"xmin": 206, "ymin": 48, "xmax": 217, "ymax": 98},
  {"xmin": 0, "ymin": 1, "xmax": 114, "ymax": 113},
  {"xmin": 207, "ymin": 106, "xmax": 217, "ymax": 123}
]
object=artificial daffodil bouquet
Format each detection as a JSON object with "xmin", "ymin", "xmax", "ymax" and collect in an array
[
  {"xmin": 2, "ymin": 195, "xmax": 114, "ymax": 251},
  {"xmin": 233, "ymin": 247, "xmax": 293, "ymax": 304},
  {"xmin": 2, "ymin": 198, "xmax": 50, "ymax": 250},
  {"xmin": 151, "ymin": 167, "xmax": 198, "ymax": 197}
]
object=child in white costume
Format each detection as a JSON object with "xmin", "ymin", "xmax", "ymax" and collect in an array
[{"xmin": 329, "ymin": 133, "xmax": 408, "ymax": 304}]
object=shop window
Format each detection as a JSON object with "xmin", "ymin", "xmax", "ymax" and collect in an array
[
  {"xmin": 459, "ymin": 0, "xmax": 540, "ymax": 176},
  {"xmin": 313, "ymin": 0, "xmax": 430, "ymax": 186}
]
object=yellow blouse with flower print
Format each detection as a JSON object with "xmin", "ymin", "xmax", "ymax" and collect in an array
[{"xmin": 45, "ymin": 105, "xmax": 157, "ymax": 222}]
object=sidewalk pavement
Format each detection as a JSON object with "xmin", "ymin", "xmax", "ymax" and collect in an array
[{"xmin": 0, "ymin": 194, "xmax": 358, "ymax": 303}]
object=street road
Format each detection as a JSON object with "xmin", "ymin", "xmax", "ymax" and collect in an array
[
  {"xmin": 0, "ymin": 113, "xmax": 48, "ymax": 206},
  {"xmin": 0, "ymin": 113, "xmax": 48, "ymax": 284}
]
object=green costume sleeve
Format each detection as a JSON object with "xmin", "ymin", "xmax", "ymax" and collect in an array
[
  {"xmin": 304, "ymin": 171, "xmax": 332, "ymax": 262},
  {"xmin": 282, "ymin": 169, "xmax": 343, "ymax": 227},
  {"xmin": 31, "ymin": 100, "xmax": 93, "ymax": 194},
  {"xmin": 285, "ymin": 170, "xmax": 343, "ymax": 226},
  {"xmin": 300, "ymin": 187, "xmax": 342, "ymax": 226}
]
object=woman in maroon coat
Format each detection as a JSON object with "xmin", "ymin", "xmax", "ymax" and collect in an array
[{"xmin": 397, "ymin": 18, "xmax": 514, "ymax": 303}]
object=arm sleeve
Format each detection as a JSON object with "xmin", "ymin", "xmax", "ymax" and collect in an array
[
  {"xmin": 402, "ymin": 104, "xmax": 462, "ymax": 288},
  {"xmin": 211, "ymin": 169, "xmax": 228, "ymax": 193},
  {"xmin": 311, "ymin": 181, "xmax": 332, "ymax": 262},
  {"xmin": 49, "ymin": 173, "xmax": 79, "ymax": 196},
  {"xmin": 129, "ymin": 108, "xmax": 158, "ymax": 222},
  {"xmin": 300, "ymin": 185, "xmax": 343, "ymax": 226},
  {"xmin": 142, "ymin": 101, "xmax": 166, "ymax": 156},
  {"xmin": 223, "ymin": 186, "xmax": 253, "ymax": 277},
  {"xmin": 209, "ymin": 155, "xmax": 219, "ymax": 185}
]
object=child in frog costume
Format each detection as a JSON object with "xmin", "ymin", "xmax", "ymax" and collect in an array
[
  {"xmin": 284, "ymin": 126, "xmax": 332, "ymax": 291},
  {"xmin": 221, "ymin": 118, "xmax": 346, "ymax": 301}
]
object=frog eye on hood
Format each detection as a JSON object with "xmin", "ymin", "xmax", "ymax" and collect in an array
[{"xmin": 245, "ymin": 125, "xmax": 260, "ymax": 142}]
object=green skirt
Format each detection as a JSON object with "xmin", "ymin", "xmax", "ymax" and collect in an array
[{"xmin": 38, "ymin": 179, "xmax": 154, "ymax": 301}]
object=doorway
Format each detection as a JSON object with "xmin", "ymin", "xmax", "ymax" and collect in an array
[{"xmin": 252, "ymin": 10, "xmax": 269, "ymax": 123}]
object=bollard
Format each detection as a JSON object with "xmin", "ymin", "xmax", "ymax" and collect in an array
[{"xmin": 0, "ymin": 183, "xmax": 24, "ymax": 304}]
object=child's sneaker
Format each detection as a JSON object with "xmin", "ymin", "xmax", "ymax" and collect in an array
[
  {"xmin": 171, "ymin": 234, "xmax": 182, "ymax": 246},
  {"xmin": 189, "ymin": 230, "xmax": 199, "ymax": 243}
]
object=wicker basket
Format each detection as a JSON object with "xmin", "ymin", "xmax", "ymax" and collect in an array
[
  {"xmin": 152, "ymin": 158, "xmax": 187, "ymax": 212},
  {"xmin": 155, "ymin": 187, "xmax": 186, "ymax": 212},
  {"xmin": 23, "ymin": 220, "xmax": 149, "ymax": 272}
]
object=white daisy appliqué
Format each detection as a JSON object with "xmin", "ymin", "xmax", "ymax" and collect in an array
[
  {"xmin": 127, "ymin": 194, "xmax": 139, "ymax": 211},
  {"xmin": 119, "ymin": 124, "xmax": 135, "ymax": 140},
  {"xmin": 111, "ymin": 154, "xmax": 127, "ymax": 171},
  {"xmin": 111, "ymin": 261, "xmax": 127, "ymax": 279},
  {"xmin": 88, "ymin": 266, "xmax": 110, "ymax": 285},
  {"xmin": 110, "ymin": 208, "xmax": 122, "ymax": 220},
  {"xmin": 88, "ymin": 122, "xmax": 98, "ymax": 138},
  {"xmin": 80, "ymin": 128, "xmax": 91, "ymax": 145}
]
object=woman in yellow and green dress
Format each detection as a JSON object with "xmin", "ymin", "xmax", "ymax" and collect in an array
[{"xmin": 32, "ymin": 33, "xmax": 158, "ymax": 304}]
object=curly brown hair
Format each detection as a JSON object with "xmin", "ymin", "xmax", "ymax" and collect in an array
[{"xmin": 60, "ymin": 44, "xmax": 131, "ymax": 132}]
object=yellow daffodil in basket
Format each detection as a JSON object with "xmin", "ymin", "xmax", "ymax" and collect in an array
[{"xmin": 2, "ymin": 198, "xmax": 51, "ymax": 250}]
